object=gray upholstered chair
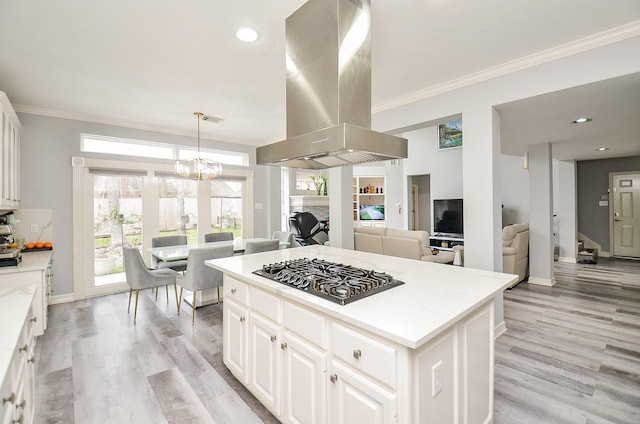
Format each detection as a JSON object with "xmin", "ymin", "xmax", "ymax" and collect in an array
[
  {"xmin": 272, "ymin": 231, "xmax": 294, "ymax": 248},
  {"xmin": 151, "ymin": 235, "xmax": 188, "ymax": 272},
  {"xmin": 123, "ymin": 247, "xmax": 179, "ymax": 324},
  {"xmin": 244, "ymin": 239, "xmax": 280, "ymax": 255},
  {"xmin": 176, "ymin": 245, "xmax": 234, "ymax": 324},
  {"xmin": 204, "ymin": 232, "xmax": 234, "ymax": 243}
]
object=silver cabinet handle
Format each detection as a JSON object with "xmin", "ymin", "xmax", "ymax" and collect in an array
[
  {"xmin": 239, "ymin": 316, "xmax": 245, "ymax": 323},
  {"xmin": 353, "ymin": 349, "xmax": 362, "ymax": 360},
  {"xmin": 30, "ymin": 316, "xmax": 37, "ymax": 323},
  {"xmin": 270, "ymin": 335, "xmax": 277, "ymax": 342},
  {"xmin": 231, "ymin": 288, "xmax": 237, "ymax": 294},
  {"xmin": 2, "ymin": 392, "xmax": 15, "ymax": 404},
  {"xmin": 19, "ymin": 344, "xmax": 28, "ymax": 353},
  {"xmin": 330, "ymin": 374, "xmax": 338, "ymax": 384},
  {"xmin": 280, "ymin": 342, "xmax": 288, "ymax": 350}
]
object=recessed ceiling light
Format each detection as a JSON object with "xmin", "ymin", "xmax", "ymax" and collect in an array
[
  {"xmin": 596, "ymin": 147, "xmax": 609, "ymax": 151},
  {"xmin": 572, "ymin": 117, "xmax": 592, "ymax": 124},
  {"xmin": 236, "ymin": 27, "xmax": 258, "ymax": 42}
]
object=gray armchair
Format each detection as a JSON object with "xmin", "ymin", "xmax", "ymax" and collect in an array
[
  {"xmin": 151, "ymin": 235, "xmax": 188, "ymax": 272},
  {"xmin": 244, "ymin": 239, "xmax": 280, "ymax": 254},
  {"xmin": 123, "ymin": 247, "xmax": 179, "ymax": 324},
  {"xmin": 176, "ymin": 245, "xmax": 234, "ymax": 324},
  {"xmin": 204, "ymin": 232, "xmax": 234, "ymax": 243}
]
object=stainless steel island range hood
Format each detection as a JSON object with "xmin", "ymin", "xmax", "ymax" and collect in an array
[{"xmin": 257, "ymin": 0, "xmax": 407, "ymax": 169}]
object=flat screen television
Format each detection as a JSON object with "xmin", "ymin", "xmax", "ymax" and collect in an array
[
  {"xmin": 433, "ymin": 198, "xmax": 463, "ymax": 236},
  {"xmin": 359, "ymin": 204, "xmax": 385, "ymax": 221}
]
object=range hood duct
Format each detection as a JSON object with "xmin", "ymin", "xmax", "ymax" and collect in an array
[{"xmin": 257, "ymin": 0, "xmax": 407, "ymax": 169}]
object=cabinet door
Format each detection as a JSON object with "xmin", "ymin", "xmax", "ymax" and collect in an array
[
  {"xmin": 0, "ymin": 271, "xmax": 45, "ymax": 336},
  {"xmin": 330, "ymin": 360, "xmax": 396, "ymax": 424},
  {"xmin": 250, "ymin": 313, "xmax": 281, "ymax": 416},
  {"xmin": 223, "ymin": 300, "xmax": 249, "ymax": 383},
  {"xmin": 282, "ymin": 331, "xmax": 326, "ymax": 424}
]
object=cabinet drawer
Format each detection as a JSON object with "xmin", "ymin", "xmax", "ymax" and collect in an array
[
  {"xmin": 331, "ymin": 323, "xmax": 397, "ymax": 390},
  {"xmin": 224, "ymin": 276, "xmax": 249, "ymax": 306},
  {"xmin": 250, "ymin": 288, "xmax": 280, "ymax": 323},
  {"xmin": 284, "ymin": 301, "xmax": 327, "ymax": 349}
]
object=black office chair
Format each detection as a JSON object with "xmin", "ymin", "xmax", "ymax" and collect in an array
[{"xmin": 289, "ymin": 212, "xmax": 329, "ymax": 246}]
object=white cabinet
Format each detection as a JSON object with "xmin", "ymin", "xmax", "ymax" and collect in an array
[
  {"xmin": 249, "ymin": 287, "xmax": 282, "ymax": 415},
  {"xmin": 329, "ymin": 360, "xmax": 396, "ymax": 424},
  {"xmin": 222, "ymin": 272, "xmax": 496, "ymax": 424},
  {"xmin": 223, "ymin": 277, "xmax": 249, "ymax": 384},
  {"xmin": 0, "ymin": 253, "xmax": 52, "ymax": 337},
  {"xmin": 281, "ymin": 331, "xmax": 326, "ymax": 424},
  {"xmin": 1, "ymin": 304, "xmax": 36, "ymax": 424},
  {"xmin": 0, "ymin": 92, "xmax": 21, "ymax": 210}
]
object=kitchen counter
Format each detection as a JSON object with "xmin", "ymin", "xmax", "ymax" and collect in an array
[
  {"xmin": 206, "ymin": 245, "xmax": 516, "ymax": 349},
  {"xmin": 207, "ymin": 245, "xmax": 518, "ymax": 423},
  {"xmin": 0, "ymin": 285, "xmax": 36, "ymax": 390},
  {"xmin": 0, "ymin": 250, "xmax": 53, "ymax": 336},
  {"xmin": 0, "ymin": 250, "xmax": 52, "ymax": 275}
]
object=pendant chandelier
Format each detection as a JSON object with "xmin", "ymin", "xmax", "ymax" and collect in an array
[{"xmin": 174, "ymin": 112, "xmax": 222, "ymax": 180}]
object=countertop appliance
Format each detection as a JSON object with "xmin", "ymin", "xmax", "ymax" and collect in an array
[
  {"xmin": 253, "ymin": 258, "xmax": 404, "ymax": 305},
  {"xmin": 0, "ymin": 215, "xmax": 21, "ymax": 267}
]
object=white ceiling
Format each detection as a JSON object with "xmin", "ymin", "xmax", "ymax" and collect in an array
[{"xmin": 1, "ymin": 0, "xmax": 639, "ymax": 161}]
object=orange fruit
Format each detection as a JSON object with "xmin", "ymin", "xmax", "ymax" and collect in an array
[
  {"xmin": 35, "ymin": 242, "xmax": 44, "ymax": 249},
  {"xmin": 44, "ymin": 241, "xmax": 52, "ymax": 248},
  {"xmin": 26, "ymin": 242, "xmax": 35, "ymax": 249}
]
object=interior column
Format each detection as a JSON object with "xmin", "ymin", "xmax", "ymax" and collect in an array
[
  {"xmin": 461, "ymin": 105, "xmax": 504, "ymax": 327},
  {"xmin": 528, "ymin": 143, "xmax": 556, "ymax": 286},
  {"xmin": 558, "ymin": 160, "xmax": 578, "ymax": 263},
  {"xmin": 328, "ymin": 165, "xmax": 354, "ymax": 249}
]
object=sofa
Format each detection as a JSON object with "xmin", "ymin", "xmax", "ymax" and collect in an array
[
  {"xmin": 353, "ymin": 226, "xmax": 455, "ymax": 264},
  {"xmin": 502, "ymin": 223, "xmax": 529, "ymax": 287}
]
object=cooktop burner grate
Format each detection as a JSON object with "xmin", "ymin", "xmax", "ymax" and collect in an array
[{"xmin": 253, "ymin": 258, "xmax": 404, "ymax": 305}]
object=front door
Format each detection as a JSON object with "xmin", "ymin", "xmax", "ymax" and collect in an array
[{"xmin": 612, "ymin": 172, "xmax": 640, "ymax": 258}]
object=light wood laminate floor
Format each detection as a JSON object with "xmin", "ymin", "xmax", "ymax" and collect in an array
[{"xmin": 34, "ymin": 259, "xmax": 639, "ymax": 423}]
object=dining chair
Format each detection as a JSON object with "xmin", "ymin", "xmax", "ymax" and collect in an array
[
  {"xmin": 272, "ymin": 231, "xmax": 294, "ymax": 248},
  {"xmin": 123, "ymin": 247, "xmax": 179, "ymax": 324},
  {"xmin": 151, "ymin": 235, "xmax": 188, "ymax": 272},
  {"xmin": 176, "ymin": 245, "xmax": 234, "ymax": 324},
  {"xmin": 244, "ymin": 239, "xmax": 280, "ymax": 254},
  {"xmin": 204, "ymin": 232, "xmax": 234, "ymax": 242}
]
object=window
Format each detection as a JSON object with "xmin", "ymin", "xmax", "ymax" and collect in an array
[
  {"xmin": 211, "ymin": 180, "xmax": 243, "ymax": 237},
  {"xmin": 82, "ymin": 134, "xmax": 248, "ymax": 166}
]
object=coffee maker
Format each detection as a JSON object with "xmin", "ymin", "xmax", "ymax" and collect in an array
[{"xmin": 0, "ymin": 212, "xmax": 21, "ymax": 266}]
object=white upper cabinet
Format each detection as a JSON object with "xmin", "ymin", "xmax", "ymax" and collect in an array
[{"xmin": 0, "ymin": 91, "xmax": 21, "ymax": 210}]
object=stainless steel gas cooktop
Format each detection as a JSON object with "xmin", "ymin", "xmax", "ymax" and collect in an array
[{"xmin": 253, "ymin": 258, "xmax": 404, "ymax": 305}]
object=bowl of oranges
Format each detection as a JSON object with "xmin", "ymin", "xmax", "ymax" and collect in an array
[{"xmin": 23, "ymin": 241, "xmax": 53, "ymax": 251}]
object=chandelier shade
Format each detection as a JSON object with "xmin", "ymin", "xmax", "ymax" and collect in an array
[{"xmin": 175, "ymin": 112, "xmax": 222, "ymax": 180}]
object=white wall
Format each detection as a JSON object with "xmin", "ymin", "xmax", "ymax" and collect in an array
[
  {"xmin": 404, "ymin": 126, "xmax": 463, "ymax": 201},
  {"xmin": 500, "ymin": 154, "xmax": 530, "ymax": 226},
  {"xmin": 18, "ymin": 113, "xmax": 270, "ymax": 297}
]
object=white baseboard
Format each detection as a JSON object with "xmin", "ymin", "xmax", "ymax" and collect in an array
[
  {"xmin": 558, "ymin": 256, "xmax": 577, "ymax": 263},
  {"xmin": 494, "ymin": 320, "xmax": 507, "ymax": 339},
  {"xmin": 528, "ymin": 276, "xmax": 556, "ymax": 287},
  {"xmin": 49, "ymin": 293, "xmax": 75, "ymax": 305}
]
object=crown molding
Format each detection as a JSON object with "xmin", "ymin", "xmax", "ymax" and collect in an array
[{"xmin": 372, "ymin": 20, "xmax": 640, "ymax": 114}]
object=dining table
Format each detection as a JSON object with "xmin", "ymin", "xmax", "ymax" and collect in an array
[
  {"xmin": 147, "ymin": 237, "xmax": 290, "ymax": 308},
  {"xmin": 147, "ymin": 237, "xmax": 288, "ymax": 263}
]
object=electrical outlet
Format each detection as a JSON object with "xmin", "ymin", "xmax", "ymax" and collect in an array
[
  {"xmin": 31, "ymin": 224, "xmax": 39, "ymax": 233},
  {"xmin": 432, "ymin": 360, "xmax": 443, "ymax": 397}
]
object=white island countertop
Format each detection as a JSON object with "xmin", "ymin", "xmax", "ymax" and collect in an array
[
  {"xmin": 206, "ymin": 245, "xmax": 517, "ymax": 349},
  {"xmin": 0, "ymin": 285, "xmax": 36, "ymax": 387}
]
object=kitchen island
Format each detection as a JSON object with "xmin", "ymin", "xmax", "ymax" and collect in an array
[{"xmin": 206, "ymin": 245, "xmax": 516, "ymax": 424}]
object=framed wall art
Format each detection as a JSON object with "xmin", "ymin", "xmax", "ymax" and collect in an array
[{"xmin": 438, "ymin": 120, "xmax": 463, "ymax": 150}]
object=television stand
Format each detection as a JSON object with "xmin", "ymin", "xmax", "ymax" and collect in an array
[{"xmin": 429, "ymin": 235, "xmax": 464, "ymax": 252}]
